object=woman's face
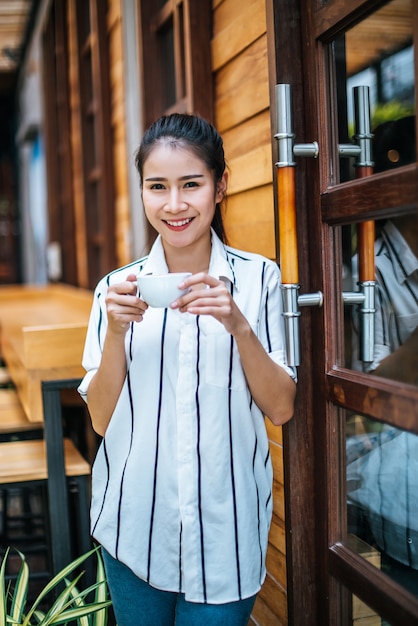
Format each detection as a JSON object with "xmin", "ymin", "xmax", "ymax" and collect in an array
[{"xmin": 141, "ymin": 142, "xmax": 226, "ymax": 254}]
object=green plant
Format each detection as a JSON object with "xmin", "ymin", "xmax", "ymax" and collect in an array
[
  {"xmin": 0, "ymin": 546, "xmax": 112, "ymax": 626},
  {"xmin": 348, "ymin": 100, "xmax": 415, "ymax": 139},
  {"xmin": 371, "ymin": 100, "xmax": 415, "ymax": 129}
]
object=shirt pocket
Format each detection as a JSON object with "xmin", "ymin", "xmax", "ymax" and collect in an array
[{"xmin": 202, "ymin": 321, "xmax": 258, "ymax": 391}]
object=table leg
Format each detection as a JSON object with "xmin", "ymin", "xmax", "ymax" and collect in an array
[{"xmin": 42, "ymin": 378, "xmax": 83, "ymax": 575}]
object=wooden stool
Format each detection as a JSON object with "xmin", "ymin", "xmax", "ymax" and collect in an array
[
  {"xmin": 0, "ymin": 366, "xmax": 12, "ymax": 388},
  {"xmin": 0, "ymin": 438, "xmax": 90, "ymax": 484},
  {"xmin": 0, "ymin": 389, "xmax": 43, "ymax": 441},
  {"xmin": 0, "ymin": 388, "xmax": 44, "ymax": 551},
  {"xmin": 0, "ymin": 436, "xmax": 91, "ymax": 585}
]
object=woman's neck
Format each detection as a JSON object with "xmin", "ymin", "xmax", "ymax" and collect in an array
[{"xmin": 163, "ymin": 236, "xmax": 212, "ymax": 274}]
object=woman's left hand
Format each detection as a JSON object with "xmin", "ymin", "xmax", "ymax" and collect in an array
[
  {"xmin": 171, "ymin": 272, "xmax": 248, "ymax": 337},
  {"xmin": 172, "ymin": 272, "xmax": 296, "ymax": 425}
]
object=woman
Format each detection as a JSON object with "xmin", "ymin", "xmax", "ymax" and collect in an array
[{"xmin": 79, "ymin": 113, "xmax": 296, "ymax": 625}]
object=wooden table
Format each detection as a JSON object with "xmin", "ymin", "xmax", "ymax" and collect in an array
[
  {"xmin": 0, "ymin": 283, "xmax": 93, "ymax": 575},
  {"xmin": 0, "ymin": 283, "xmax": 93, "ymax": 423}
]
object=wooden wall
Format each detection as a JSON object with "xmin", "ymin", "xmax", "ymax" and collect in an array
[
  {"xmin": 107, "ymin": 0, "xmax": 132, "ymax": 269},
  {"xmin": 212, "ymin": 0, "xmax": 276, "ymax": 260},
  {"xmin": 212, "ymin": 1, "xmax": 288, "ymax": 624}
]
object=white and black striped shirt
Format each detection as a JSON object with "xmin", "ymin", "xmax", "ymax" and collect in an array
[{"xmin": 79, "ymin": 230, "xmax": 296, "ymax": 603}]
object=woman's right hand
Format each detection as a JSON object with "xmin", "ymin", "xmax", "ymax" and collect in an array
[
  {"xmin": 87, "ymin": 273, "xmax": 148, "ymax": 435},
  {"xmin": 106, "ymin": 273, "xmax": 148, "ymax": 334}
]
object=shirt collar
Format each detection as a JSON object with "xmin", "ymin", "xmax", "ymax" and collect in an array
[
  {"xmin": 208, "ymin": 229, "xmax": 237, "ymax": 288},
  {"xmin": 139, "ymin": 229, "xmax": 238, "ymax": 288},
  {"xmin": 383, "ymin": 220, "xmax": 418, "ymax": 283}
]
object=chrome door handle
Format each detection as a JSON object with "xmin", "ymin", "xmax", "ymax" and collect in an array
[
  {"xmin": 340, "ymin": 86, "xmax": 375, "ymax": 363},
  {"xmin": 274, "ymin": 84, "xmax": 375, "ymax": 367},
  {"xmin": 274, "ymin": 84, "xmax": 322, "ymax": 367}
]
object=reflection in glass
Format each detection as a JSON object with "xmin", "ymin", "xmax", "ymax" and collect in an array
[
  {"xmin": 336, "ymin": 0, "xmax": 418, "ymax": 387},
  {"xmin": 351, "ymin": 588, "xmax": 383, "ymax": 625},
  {"xmin": 334, "ymin": 0, "xmax": 415, "ymax": 183},
  {"xmin": 345, "ymin": 210, "xmax": 418, "ymax": 386},
  {"xmin": 346, "ymin": 413, "xmax": 418, "ymax": 599}
]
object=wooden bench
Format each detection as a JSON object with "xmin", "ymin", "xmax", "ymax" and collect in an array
[
  {"xmin": 0, "ymin": 365, "xmax": 12, "ymax": 387},
  {"xmin": 0, "ymin": 386, "xmax": 92, "ymax": 580},
  {"xmin": 0, "ymin": 438, "xmax": 90, "ymax": 483},
  {"xmin": 0, "ymin": 388, "xmax": 43, "ymax": 438}
]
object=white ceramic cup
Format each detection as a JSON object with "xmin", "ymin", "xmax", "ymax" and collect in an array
[{"xmin": 136, "ymin": 272, "xmax": 192, "ymax": 308}]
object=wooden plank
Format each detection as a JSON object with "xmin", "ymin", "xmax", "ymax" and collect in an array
[
  {"xmin": 215, "ymin": 35, "xmax": 269, "ymax": 132},
  {"xmin": 0, "ymin": 438, "xmax": 90, "ymax": 483},
  {"xmin": 224, "ymin": 185, "xmax": 275, "ymax": 258},
  {"xmin": 321, "ymin": 165, "xmax": 418, "ymax": 225},
  {"xmin": 211, "ymin": 0, "xmax": 266, "ymax": 71},
  {"xmin": 269, "ymin": 514, "xmax": 286, "ymax": 555},
  {"xmin": 266, "ymin": 543, "xmax": 287, "ymax": 589},
  {"xmin": 266, "ymin": 419, "xmax": 283, "ymax": 444},
  {"xmin": 251, "ymin": 593, "xmax": 287, "ymax": 626},
  {"xmin": 23, "ymin": 324, "xmax": 88, "ymax": 369},
  {"xmin": 228, "ymin": 144, "xmax": 273, "ymax": 195},
  {"xmin": 0, "ymin": 403, "xmax": 42, "ymax": 434},
  {"xmin": 270, "ymin": 440, "xmax": 284, "ymax": 484},
  {"xmin": 223, "ymin": 110, "xmax": 271, "ymax": 160},
  {"xmin": 213, "ymin": 0, "xmax": 259, "ymax": 34},
  {"xmin": 257, "ymin": 572, "xmax": 288, "ymax": 625},
  {"xmin": 272, "ymin": 478, "xmax": 285, "ymax": 520},
  {"xmin": 0, "ymin": 367, "xmax": 11, "ymax": 386}
]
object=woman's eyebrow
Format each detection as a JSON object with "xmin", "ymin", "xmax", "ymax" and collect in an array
[{"xmin": 144, "ymin": 174, "xmax": 205, "ymax": 182}]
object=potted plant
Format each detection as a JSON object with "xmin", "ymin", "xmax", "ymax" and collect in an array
[{"xmin": 0, "ymin": 546, "xmax": 112, "ymax": 625}]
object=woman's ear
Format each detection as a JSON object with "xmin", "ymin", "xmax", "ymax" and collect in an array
[{"xmin": 216, "ymin": 171, "xmax": 228, "ymax": 202}]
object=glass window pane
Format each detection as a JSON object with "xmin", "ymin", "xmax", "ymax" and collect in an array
[
  {"xmin": 346, "ymin": 412, "xmax": 418, "ymax": 598},
  {"xmin": 334, "ymin": 0, "xmax": 415, "ymax": 183},
  {"xmin": 342, "ymin": 208, "xmax": 418, "ymax": 387},
  {"xmin": 352, "ymin": 591, "xmax": 383, "ymax": 625}
]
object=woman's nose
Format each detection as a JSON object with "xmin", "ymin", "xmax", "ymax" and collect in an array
[{"xmin": 165, "ymin": 189, "xmax": 187, "ymax": 212}]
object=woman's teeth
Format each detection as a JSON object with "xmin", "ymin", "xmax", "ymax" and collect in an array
[{"xmin": 166, "ymin": 218, "xmax": 192, "ymax": 227}]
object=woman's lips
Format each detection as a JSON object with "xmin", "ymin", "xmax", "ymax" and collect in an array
[{"xmin": 164, "ymin": 218, "xmax": 194, "ymax": 231}]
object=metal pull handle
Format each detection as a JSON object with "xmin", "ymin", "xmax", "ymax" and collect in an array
[
  {"xmin": 274, "ymin": 84, "xmax": 375, "ymax": 367},
  {"xmin": 340, "ymin": 86, "xmax": 375, "ymax": 363},
  {"xmin": 275, "ymin": 84, "xmax": 322, "ymax": 367}
]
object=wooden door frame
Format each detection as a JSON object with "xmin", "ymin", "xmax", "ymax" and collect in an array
[{"xmin": 266, "ymin": 1, "xmax": 323, "ymax": 622}]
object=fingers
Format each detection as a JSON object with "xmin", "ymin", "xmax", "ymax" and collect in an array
[
  {"xmin": 178, "ymin": 272, "xmax": 218, "ymax": 291},
  {"xmin": 106, "ymin": 276, "xmax": 148, "ymax": 331},
  {"xmin": 172, "ymin": 279, "xmax": 231, "ymax": 315}
]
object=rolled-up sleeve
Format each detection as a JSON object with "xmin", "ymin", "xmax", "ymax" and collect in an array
[{"xmin": 78, "ymin": 282, "xmax": 108, "ymax": 402}]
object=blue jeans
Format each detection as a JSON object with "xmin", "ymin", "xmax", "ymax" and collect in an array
[{"xmin": 102, "ymin": 548, "xmax": 257, "ymax": 626}]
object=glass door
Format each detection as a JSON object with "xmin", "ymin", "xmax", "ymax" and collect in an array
[{"xmin": 270, "ymin": 0, "xmax": 418, "ymax": 623}]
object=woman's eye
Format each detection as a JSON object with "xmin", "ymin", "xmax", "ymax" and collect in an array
[
  {"xmin": 150, "ymin": 183, "xmax": 165, "ymax": 190},
  {"xmin": 184, "ymin": 181, "xmax": 198, "ymax": 188}
]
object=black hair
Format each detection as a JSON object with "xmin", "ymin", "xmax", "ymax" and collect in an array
[{"xmin": 134, "ymin": 113, "xmax": 227, "ymax": 243}]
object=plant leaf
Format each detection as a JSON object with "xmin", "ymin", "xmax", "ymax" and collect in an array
[
  {"xmin": 10, "ymin": 550, "xmax": 29, "ymax": 622},
  {"xmin": 0, "ymin": 547, "xmax": 10, "ymax": 626},
  {"xmin": 32, "ymin": 609, "xmax": 47, "ymax": 624},
  {"xmin": 44, "ymin": 602, "xmax": 112, "ymax": 625},
  {"xmin": 22, "ymin": 548, "xmax": 98, "ymax": 626},
  {"xmin": 41, "ymin": 574, "xmax": 85, "ymax": 624},
  {"xmin": 92, "ymin": 552, "xmax": 109, "ymax": 626}
]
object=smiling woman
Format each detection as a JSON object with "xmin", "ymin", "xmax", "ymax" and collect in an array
[
  {"xmin": 140, "ymin": 142, "xmax": 226, "ymax": 272},
  {"xmin": 78, "ymin": 113, "xmax": 296, "ymax": 626}
]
